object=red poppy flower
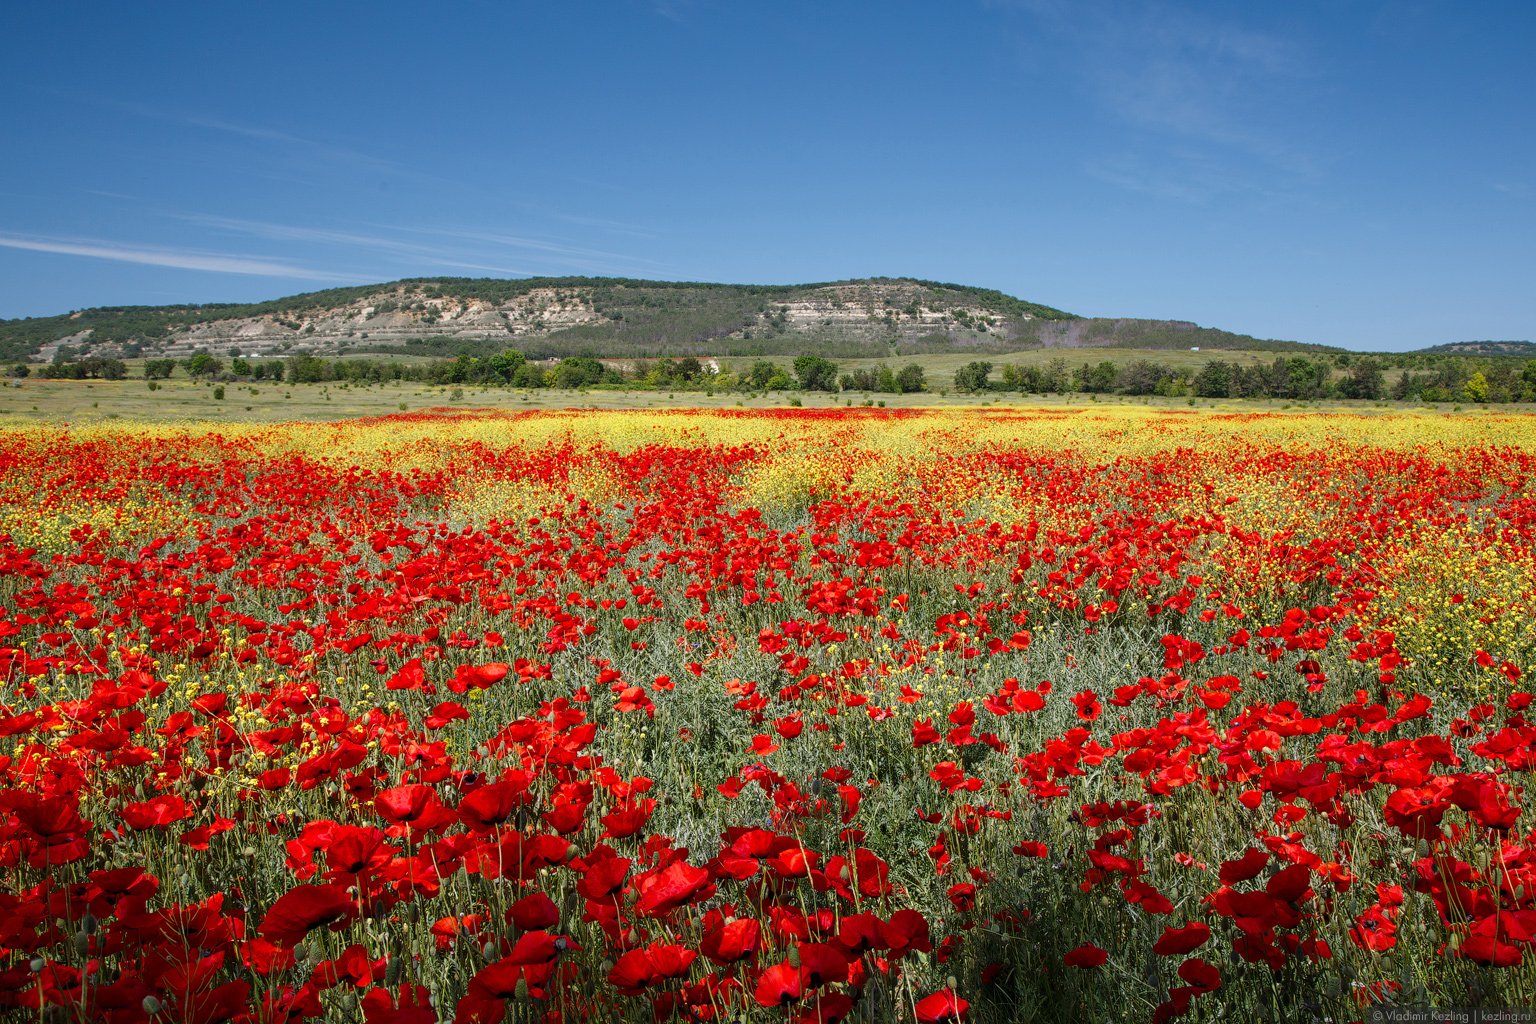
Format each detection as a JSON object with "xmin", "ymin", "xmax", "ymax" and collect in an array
[
  {"xmin": 754, "ymin": 962, "xmax": 805, "ymax": 1007},
  {"xmin": 576, "ymin": 854, "xmax": 632, "ymax": 901},
  {"xmin": 508, "ymin": 892, "xmax": 559, "ymax": 932},
  {"xmin": 1177, "ymin": 957, "xmax": 1222, "ymax": 991},
  {"xmin": 374, "ymin": 785, "xmax": 450, "ymax": 832},
  {"xmin": 458, "ymin": 779, "xmax": 530, "ymax": 833},
  {"xmin": 120, "ymin": 793, "xmax": 192, "ymax": 830},
  {"xmin": 702, "ymin": 916, "xmax": 762, "ymax": 964},
  {"xmin": 915, "ymin": 988, "xmax": 969, "ymax": 1022},
  {"xmin": 1218, "ymin": 848, "xmax": 1269, "ymax": 884},
  {"xmin": 1064, "ymin": 944, "xmax": 1108, "ymax": 968},
  {"xmin": 882, "ymin": 909, "xmax": 933, "ymax": 958},
  {"xmin": 797, "ymin": 942, "xmax": 851, "ymax": 988},
  {"xmin": 635, "ymin": 859, "xmax": 713, "ymax": 917},
  {"xmin": 1153, "ymin": 922, "xmax": 1212, "ymax": 956},
  {"xmin": 1071, "ymin": 690, "xmax": 1102, "ymax": 722},
  {"xmin": 386, "ymin": 658, "xmax": 426, "ymax": 691},
  {"xmin": 259, "ymin": 884, "xmax": 359, "ymax": 946},
  {"xmin": 797, "ymin": 992, "xmax": 856, "ymax": 1024},
  {"xmin": 362, "ymin": 983, "xmax": 436, "ymax": 1024},
  {"xmin": 607, "ymin": 942, "xmax": 698, "ymax": 995}
]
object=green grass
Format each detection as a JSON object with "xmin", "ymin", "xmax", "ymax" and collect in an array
[{"xmin": 0, "ymin": 375, "xmax": 1495, "ymax": 427}]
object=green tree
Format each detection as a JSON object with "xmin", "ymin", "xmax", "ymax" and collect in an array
[
  {"xmin": 287, "ymin": 354, "xmax": 328, "ymax": 384},
  {"xmin": 1117, "ymin": 360, "xmax": 1172, "ymax": 396},
  {"xmin": 1339, "ymin": 358, "xmax": 1384, "ymax": 400},
  {"xmin": 1463, "ymin": 371, "xmax": 1490, "ymax": 403},
  {"xmin": 1073, "ymin": 361, "xmax": 1117, "ymax": 394},
  {"xmin": 793, "ymin": 356, "xmax": 839, "ymax": 392},
  {"xmin": 1042, "ymin": 358, "xmax": 1071, "ymax": 394},
  {"xmin": 1193, "ymin": 360, "xmax": 1235, "ymax": 398},
  {"xmin": 953, "ymin": 361, "xmax": 993, "ymax": 393},
  {"xmin": 484, "ymin": 349, "xmax": 527, "ymax": 383},
  {"xmin": 554, "ymin": 356, "xmax": 606, "ymax": 388},
  {"xmin": 895, "ymin": 364, "xmax": 927, "ymax": 393},
  {"xmin": 512, "ymin": 362, "xmax": 549, "ymax": 388},
  {"xmin": 184, "ymin": 353, "xmax": 222, "ymax": 378}
]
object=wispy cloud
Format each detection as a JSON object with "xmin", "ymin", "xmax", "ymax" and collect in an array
[
  {"xmin": 386, "ymin": 224, "xmax": 668, "ymax": 270},
  {"xmin": 85, "ymin": 95, "xmax": 482, "ymax": 196},
  {"xmin": 0, "ymin": 233, "xmax": 356, "ymax": 280},
  {"xmin": 995, "ymin": 0, "xmax": 1320, "ymax": 197},
  {"xmin": 652, "ymin": 0, "xmax": 698, "ymax": 23},
  {"xmin": 175, "ymin": 212, "xmax": 666, "ymax": 276}
]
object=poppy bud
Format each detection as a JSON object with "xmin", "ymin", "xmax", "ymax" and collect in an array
[
  {"xmin": 29, "ymin": 958, "xmax": 45, "ymax": 973},
  {"xmin": 788, "ymin": 945, "xmax": 801, "ymax": 968},
  {"xmin": 483, "ymin": 941, "xmax": 499, "ymax": 960},
  {"xmin": 141, "ymin": 996, "xmax": 162, "ymax": 1015},
  {"xmin": 74, "ymin": 932, "xmax": 90, "ymax": 955},
  {"xmin": 294, "ymin": 944, "xmax": 311, "ymax": 964},
  {"xmin": 514, "ymin": 978, "xmax": 529, "ymax": 1001},
  {"xmin": 385, "ymin": 957, "xmax": 402, "ymax": 986},
  {"xmin": 82, "ymin": 912, "xmax": 98, "ymax": 935}
]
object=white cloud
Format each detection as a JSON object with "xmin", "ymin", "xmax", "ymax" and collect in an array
[{"xmin": 0, "ymin": 233, "xmax": 355, "ymax": 280}]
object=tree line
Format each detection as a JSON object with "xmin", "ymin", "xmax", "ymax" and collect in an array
[
  {"xmin": 20, "ymin": 349, "xmax": 1536, "ymax": 403},
  {"xmin": 951, "ymin": 355, "xmax": 1536, "ymax": 403}
]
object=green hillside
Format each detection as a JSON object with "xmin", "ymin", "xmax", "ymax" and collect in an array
[{"xmin": 0, "ymin": 275, "xmax": 1331, "ymax": 363}]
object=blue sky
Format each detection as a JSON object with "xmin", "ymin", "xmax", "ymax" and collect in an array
[{"xmin": 1, "ymin": 0, "xmax": 1531, "ymax": 351}]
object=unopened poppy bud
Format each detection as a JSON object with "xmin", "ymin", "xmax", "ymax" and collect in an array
[
  {"xmin": 29, "ymin": 958, "xmax": 44, "ymax": 973},
  {"xmin": 788, "ymin": 945, "xmax": 801, "ymax": 968},
  {"xmin": 141, "ymin": 996, "xmax": 162, "ymax": 1015},
  {"xmin": 946, "ymin": 976, "xmax": 957, "ymax": 990},
  {"xmin": 514, "ymin": 978, "xmax": 529, "ymax": 1001}
]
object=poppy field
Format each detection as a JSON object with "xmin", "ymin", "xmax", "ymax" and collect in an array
[{"xmin": 3, "ymin": 405, "xmax": 1536, "ymax": 1023}]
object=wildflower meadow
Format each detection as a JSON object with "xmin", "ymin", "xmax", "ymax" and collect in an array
[{"xmin": 2, "ymin": 405, "xmax": 1534, "ymax": 1023}]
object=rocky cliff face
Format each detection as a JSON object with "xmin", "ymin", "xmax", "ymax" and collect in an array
[{"xmin": 40, "ymin": 279, "xmax": 1032, "ymax": 361}]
